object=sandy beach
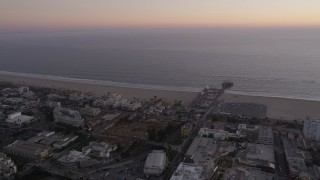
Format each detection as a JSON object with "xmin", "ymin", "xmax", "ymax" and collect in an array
[
  {"xmin": 0, "ymin": 72, "xmax": 198, "ymax": 106},
  {"xmin": 220, "ymin": 92, "xmax": 320, "ymax": 121}
]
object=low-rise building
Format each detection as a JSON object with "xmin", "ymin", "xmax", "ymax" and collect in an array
[
  {"xmin": 186, "ymin": 137, "xmax": 216, "ymax": 167},
  {"xmin": 238, "ymin": 124, "xmax": 260, "ymax": 131},
  {"xmin": 18, "ymin": 86, "xmax": 29, "ymax": 94},
  {"xmin": 0, "ymin": 153, "xmax": 17, "ymax": 177},
  {"xmin": 237, "ymin": 124, "xmax": 260, "ymax": 143},
  {"xmin": 113, "ymin": 99, "xmax": 142, "ymax": 111},
  {"xmin": 6, "ymin": 112, "xmax": 34, "ymax": 126},
  {"xmin": 82, "ymin": 141, "xmax": 117, "ymax": 158},
  {"xmin": 28, "ymin": 131, "xmax": 78, "ymax": 149},
  {"xmin": 92, "ymin": 99, "xmax": 107, "ymax": 108},
  {"xmin": 198, "ymin": 128, "xmax": 229, "ymax": 140},
  {"xmin": 241, "ymin": 143, "xmax": 275, "ymax": 171},
  {"xmin": 5, "ymin": 97, "xmax": 23, "ymax": 105},
  {"xmin": 53, "ymin": 107, "xmax": 84, "ymax": 127},
  {"xmin": 46, "ymin": 101, "xmax": 61, "ymax": 108},
  {"xmin": 144, "ymin": 150, "xmax": 167, "ymax": 177},
  {"xmin": 47, "ymin": 94, "xmax": 66, "ymax": 101},
  {"xmin": 225, "ymin": 166, "xmax": 278, "ymax": 180},
  {"xmin": 80, "ymin": 106, "xmax": 101, "ymax": 117},
  {"xmin": 170, "ymin": 162, "xmax": 204, "ymax": 180},
  {"xmin": 4, "ymin": 140, "xmax": 51, "ymax": 160},
  {"xmin": 58, "ymin": 150, "xmax": 98, "ymax": 169}
]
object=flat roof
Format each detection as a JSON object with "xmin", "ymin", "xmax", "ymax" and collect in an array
[
  {"xmin": 186, "ymin": 137, "xmax": 217, "ymax": 164},
  {"xmin": 5, "ymin": 140, "xmax": 50, "ymax": 155},
  {"xmin": 144, "ymin": 150, "xmax": 166, "ymax": 169},
  {"xmin": 246, "ymin": 143, "xmax": 274, "ymax": 163},
  {"xmin": 170, "ymin": 162, "xmax": 203, "ymax": 180},
  {"xmin": 6, "ymin": 115, "xmax": 34, "ymax": 124},
  {"xmin": 241, "ymin": 168, "xmax": 277, "ymax": 180},
  {"xmin": 259, "ymin": 127, "xmax": 273, "ymax": 138}
]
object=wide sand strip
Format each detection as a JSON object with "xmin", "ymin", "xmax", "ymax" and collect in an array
[
  {"xmin": 0, "ymin": 73, "xmax": 198, "ymax": 106},
  {"xmin": 221, "ymin": 92, "xmax": 320, "ymax": 121}
]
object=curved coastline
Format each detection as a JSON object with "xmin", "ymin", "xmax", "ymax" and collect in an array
[
  {"xmin": 0, "ymin": 71, "xmax": 199, "ymax": 105},
  {"xmin": 0, "ymin": 71, "xmax": 201, "ymax": 92}
]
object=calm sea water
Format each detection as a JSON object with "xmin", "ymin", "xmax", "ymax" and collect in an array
[{"xmin": 0, "ymin": 28, "xmax": 320, "ymax": 100}]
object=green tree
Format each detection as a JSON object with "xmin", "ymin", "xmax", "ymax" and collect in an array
[
  {"xmin": 157, "ymin": 129, "xmax": 166, "ymax": 142},
  {"xmin": 147, "ymin": 128, "xmax": 157, "ymax": 141}
]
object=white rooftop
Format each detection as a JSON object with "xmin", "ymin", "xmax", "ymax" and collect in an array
[
  {"xmin": 144, "ymin": 150, "xmax": 167, "ymax": 169},
  {"xmin": 186, "ymin": 137, "xmax": 217, "ymax": 165},
  {"xmin": 246, "ymin": 143, "xmax": 275, "ymax": 163},
  {"xmin": 170, "ymin": 162, "xmax": 204, "ymax": 180},
  {"xmin": 6, "ymin": 114, "xmax": 34, "ymax": 125}
]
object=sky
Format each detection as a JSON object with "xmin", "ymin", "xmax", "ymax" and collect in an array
[{"xmin": 1, "ymin": 0, "xmax": 320, "ymax": 31}]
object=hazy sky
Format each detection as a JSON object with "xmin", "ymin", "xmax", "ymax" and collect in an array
[{"xmin": 1, "ymin": 0, "xmax": 320, "ymax": 31}]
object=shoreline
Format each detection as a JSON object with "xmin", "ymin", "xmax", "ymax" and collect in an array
[
  {"xmin": 1, "ymin": 70, "xmax": 320, "ymax": 121},
  {"xmin": 225, "ymin": 90, "xmax": 320, "ymax": 102},
  {"xmin": 0, "ymin": 71, "xmax": 201, "ymax": 92},
  {"xmin": 220, "ymin": 92, "xmax": 320, "ymax": 121},
  {"xmin": 0, "ymin": 71, "xmax": 198, "ymax": 105}
]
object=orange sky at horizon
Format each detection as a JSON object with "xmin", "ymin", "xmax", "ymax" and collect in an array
[{"xmin": 1, "ymin": 0, "xmax": 320, "ymax": 30}]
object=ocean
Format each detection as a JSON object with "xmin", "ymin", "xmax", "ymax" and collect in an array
[{"xmin": 0, "ymin": 28, "xmax": 320, "ymax": 100}]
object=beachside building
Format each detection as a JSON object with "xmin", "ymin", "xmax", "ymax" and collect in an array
[
  {"xmin": 170, "ymin": 162, "xmax": 204, "ymax": 180},
  {"xmin": 53, "ymin": 107, "xmax": 84, "ymax": 127},
  {"xmin": 80, "ymin": 106, "xmax": 101, "ymax": 117},
  {"xmin": 303, "ymin": 119, "xmax": 320, "ymax": 142},
  {"xmin": 47, "ymin": 94, "xmax": 66, "ymax": 101},
  {"xmin": 92, "ymin": 99, "xmax": 108, "ymax": 108},
  {"xmin": 4, "ymin": 140, "xmax": 51, "ymax": 160},
  {"xmin": 46, "ymin": 101, "xmax": 61, "ymax": 108},
  {"xmin": 6, "ymin": 112, "xmax": 34, "ymax": 126},
  {"xmin": 18, "ymin": 86, "xmax": 29, "ymax": 94},
  {"xmin": 0, "ymin": 153, "xmax": 17, "ymax": 177},
  {"xmin": 238, "ymin": 124, "xmax": 260, "ymax": 131},
  {"xmin": 143, "ymin": 150, "xmax": 168, "ymax": 177},
  {"xmin": 113, "ymin": 99, "xmax": 142, "ymax": 111}
]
